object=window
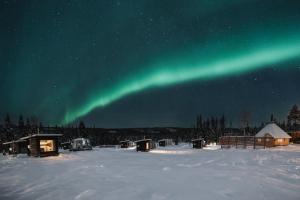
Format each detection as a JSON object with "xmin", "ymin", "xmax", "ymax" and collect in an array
[
  {"xmin": 40, "ymin": 140, "xmax": 55, "ymax": 152},
  {"xmin": 277, "ymin": 139, "xmax": 283, "ymax": 143},
  {"xmin": 257, "ymin": 139, "xmax": 261, "ymax": 142}
]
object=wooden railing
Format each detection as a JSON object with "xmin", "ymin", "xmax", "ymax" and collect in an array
[{"xmin": 219, "ymin": 136, "xmax": 274, "ymax": 149}]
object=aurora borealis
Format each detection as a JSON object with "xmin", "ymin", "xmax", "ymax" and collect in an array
[
  {"xmin": 64, "ymin": 40, "xmax": 300, "ymax": 124},
  {"xmin": 1, "ymin": 0, "xmax": 300, "ymax": 127}
]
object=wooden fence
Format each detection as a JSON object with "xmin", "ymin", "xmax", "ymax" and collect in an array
[{"xmin": 219, "ymin": 136, "xmax": 274, "ymax": 149}]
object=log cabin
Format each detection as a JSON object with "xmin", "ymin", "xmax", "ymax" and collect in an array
[
  {"xmin": 191, "ymin": 138, "xmax": 205, "ymax": 149},
  {"xmin": 135, "ymin": 139, "xmax": 156, "ymax": 152},
  {"xmin": 20, "ymin": 134, "xmax": 62, "ymax": 157}
]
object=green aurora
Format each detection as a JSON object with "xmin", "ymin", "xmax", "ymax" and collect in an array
[{"xmin": 63, "ymin": 36, "xmax": 300, "ymax": 124}]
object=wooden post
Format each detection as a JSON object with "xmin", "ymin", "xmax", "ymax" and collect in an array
[
  {"xmin": 244, "ymin": 136, "xmax": 246, "ymax": 149},
  {"xmin": 264, "ymin": 137, "xmax": 266, "ymax": 149},
  {"xmin": 253, "ymin": 137, "xmax": 256, "ymax": 149},
  {"xmin": 228, "ymin": 136, "xmax": 230, "ymax": 148},
  {"xmin": 235, "ymin": 136, "xmax": 237, "ymax": 148}
]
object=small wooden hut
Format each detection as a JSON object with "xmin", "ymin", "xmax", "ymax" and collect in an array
[
  {"xmin": 191, "ymin": 138, "xmax": 205, "ymax": 149},
  {"xmin": 135, "ymin": 139, "xmax": 156, "ymax": 152},
  {"xmin": 158, "ymin": 139, "xmax": 173, "ymax": 147},
  {"xmin": 255, "ymin": 123, "xmax": 291, "ymax": 146},
  {"xmin": 20, "ymin": 134, "xmax": 62, "ymax": 157},
  {"xmin": 120, "ymin": 140, "xmax": 134, "ymax": 148},
  {"xmin": 2, "ymin": 139, "xmax": 28, "ymax": 155}
]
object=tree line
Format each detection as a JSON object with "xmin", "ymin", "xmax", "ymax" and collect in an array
[{"xmin": 0, "ymin": 104, "xmax": 299, "ymax": 145}]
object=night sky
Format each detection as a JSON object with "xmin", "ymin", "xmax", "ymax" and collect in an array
[{"xmin": 1, "ymin": 0, "xmax": 300, "ymax": 128}]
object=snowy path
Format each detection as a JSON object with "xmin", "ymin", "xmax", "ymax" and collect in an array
[{"xmin": 0, "ymin": 144, "xmax": 300, "ymax": 200}]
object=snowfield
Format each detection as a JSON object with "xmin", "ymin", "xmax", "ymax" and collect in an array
[{"xmin": 0, "ymin": 144, "xmax": 300, "ymax": 200}]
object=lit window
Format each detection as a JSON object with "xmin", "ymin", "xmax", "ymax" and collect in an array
[
  {"xmin": 257, "ymin": 139, "xmax": 261, "ymax": 142},
  {"xmin": 277, "ymin": 139, "xmax": 283, "ymax": 143},
  {"xmin": 40, "ymin": 140, "xmax": 55, "ymax": 152}
]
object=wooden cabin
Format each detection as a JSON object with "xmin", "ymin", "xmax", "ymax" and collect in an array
[
  {"xmin": 255, "ymin": 123, "xmax": 291, "ymax": 147},
  {"xmin": 20, "ymin": 134, "xmax": 62, "ymax": 157},
  {"xmin": 120, "ymin": 140, "xmax": 134, "ymax": 148},
  {"xmin": 135, "ymin": 139, "xmax": 156, "ymax": 152},
  {"xmin": 158, "ymin": 139, "xmax": 173, "ymax": 147},
  {"xmin": 2, "ymin": 139, "xmax": 28, "ymax": 155},
  {"xmin": 191, "ymin": 138, "xmax": 205, "ymax": 149}
]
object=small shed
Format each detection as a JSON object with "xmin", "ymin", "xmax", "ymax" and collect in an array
[
  {"xmin": 2, "ymin": 139, "xmax": 28, "ymax": 155},
  {"xmin": 191, "ymin": 138, "xmax": 205, "ymax": 149},
  {"xmin": 136, "ymin": 139, "xmax": 156, "ymax": 152},
  {"xmin": 70, "ymin": 138, "xmax": 92, "ymax": 151},
  {"xmin": 120, "ymin": 140, "xmax": 134, "ymax": 148},
  {"xmin": 158, "ymin": 139, "xmax": 173, "ymax": 147},
  {"xmin": 255, "ymin": 123, "xmax": 291, "ymax": 146},
  {"xmin": 21, "ymin": 134, "xmax": 62, "ymax": 157}
]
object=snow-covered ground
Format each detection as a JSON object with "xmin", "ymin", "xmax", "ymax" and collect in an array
[{"xmin": 0, "ymin": 144, "xmax": 300, "ymax": 200}]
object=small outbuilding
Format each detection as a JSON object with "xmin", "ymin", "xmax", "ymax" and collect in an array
[
  {"xmin": 3, "ymin": 139, "xmax": 28, "ymax": 155},
  {"xmin": 136, "ymin": 139, "xmax": 156, "ymax": 152},
  {"xmin": 191, "ymin": 138, "xmax": 205, "ymax": 149},
  {"xmin": 70, "ymin": 138, "xmax": 92, "ymax": 151},
  {"xmin": 120, "ymin": 140, "xmax": 134, "ymax": 148},
  {"xmin": 158, "ymin": 139, "xmax": 173, "ymax": 147},
  {"xmin": 20, "ymin": 134, "xmax": 62, "ymax": 157},
  {"xmin": 255, "ymin": 123, "xmax": 291, "ymax": 146}
]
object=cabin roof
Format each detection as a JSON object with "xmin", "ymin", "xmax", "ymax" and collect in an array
[
  {"xmin": 135, "ymin": 139, "xmax": 152, "ymax": 142},
  {"xmin": 73, "ymin": 138, "xmax": 89, "ymax": 141},
  {"xmin": 3, "ymin": 139, "xmax": 27, "ymax": 145},
  {"xmin": 256, "ymin": 123, "xmax": 291, "ymax": 139},
  {"xmin": 191, "ymin": 138, "xmax": 204, "ymax": 142},
  {"xmin": 158, "ymin": 139, "xmax": 172, "ymax": 142},
  {"xmin": 20, "ymin": 134, "xmax": 62, "ymax": 140},
  {"xmin": 120, "ymin": 140, "xmax": 131, "ymax": 143}
]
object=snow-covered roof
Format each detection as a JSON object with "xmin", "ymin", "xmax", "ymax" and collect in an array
[
  {"xmin": 73, "ymin": 138, "xmax": 89, "ymax": 141},
  {"xmin": 158, "ymin": 139, "xmax": 172, "ymax": 142},
  {"xmin": 255, "ymin": 123, "xmax": 291, "ymax": 139},
  {"xmin": 20, "ymin": 134, "xmax": 62, "ymax": 140},
  {"xmin": 119, "ymin": 140, "xmax": 131, "ymax": 143},
  {"xmin": 135, "ymin": 139, "xmax": 152, "ymax": 142},
  {"xmin": 3, "ymin": 139, "xmax": 27, "ymax": 145},
  {"xmin": 191, "ymin": 138, "xmax": 204, "ymax": 142}
]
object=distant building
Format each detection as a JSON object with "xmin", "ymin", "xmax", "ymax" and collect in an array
[
  {"xmin": 20, "ymin": 134, "xmax": 62, "ymax": 157},
  {"xmin": 191, "ymin": 138, "xmax": 205, "ymax": 149},
  {"xmin": 158, "ymin": 139, "xmax": 173, "ymax": 147},
  {"xmin": 2, "ymin": 139, "xmax": 27, "ymax": 155},
  {"xmin": 120, "ymin": 140, "xmax": 134, "ymax": 148},
  {"xmin": 255, "ymin": 123, "xmax": 291, "ymax": 146},
  {"xmin": 135, "ymin": 139, "xmax": 156, "ymax": 152}
]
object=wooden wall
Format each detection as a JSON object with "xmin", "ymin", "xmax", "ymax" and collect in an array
[{"xmin": 274, "ymin": 138, "xmax": 289, "ymax": 146}]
